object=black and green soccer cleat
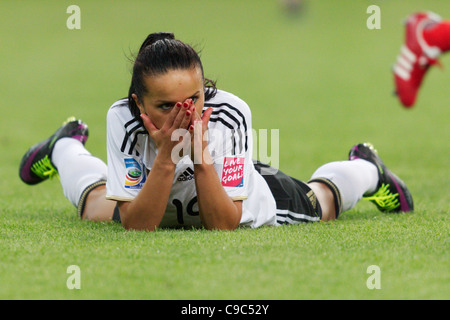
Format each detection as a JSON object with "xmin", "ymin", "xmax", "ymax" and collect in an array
[
  {"xmin": 19, "ymin": 117, "xmax": 89, "ymax": 185},
  {"xmin": 348, "ymin": 143, "xmax": 414, "ymax": 212}
]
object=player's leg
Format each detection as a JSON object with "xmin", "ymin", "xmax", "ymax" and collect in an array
[
  {"xmin": 308, "ymin": 157, "xmax": 379, "ymax": 218},
  {"xmin": 423, "ymin": 19, "xmax": 450, "ymax": 52},
  {"xmin": 19, "ymin": 117, "xmax": 115, "ymax": 221},
  {"xmin": 307, "ymin": 182, "xmax": 336, "ymax": 221},
  {"xmin": 308, "ymin": 143, "xmax": 414, "ymax": 219},
  {"xmin": 80, "ymin": 184, "xmax": 117, "ymax": 221},
  {"xmin": 51, "ymin": 136, "xmax": 116, "ymax": 221},
  {"xmin": 393, "ymin": 12, "xmax": 450, "ymax": 108}
]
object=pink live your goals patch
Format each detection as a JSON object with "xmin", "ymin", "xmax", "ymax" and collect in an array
[{"xmin": 221, "ymin": 157, "xmax": 244, "ymax": 187}]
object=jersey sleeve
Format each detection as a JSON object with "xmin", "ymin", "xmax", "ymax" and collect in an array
[
  {"xmin": 205, "ymin": 93, "xmax": 254, "ymax": 201},
  {"xmin": 105, "ymin": 105, "xmax": 147, "ymax": 201}
]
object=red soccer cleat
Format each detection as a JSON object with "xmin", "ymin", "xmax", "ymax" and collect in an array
[{"xmin": 393, "ymin": 12, "xmax": 443, "ymax": 108}]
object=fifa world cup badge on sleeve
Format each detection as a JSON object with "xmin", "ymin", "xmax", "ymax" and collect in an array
[
  {"xmin": 221, "ymin": 157, "xmax": 244, "ymax": 187},
  {"xmin": 124, "ymin": 158, "xmax": 146, "ymax": 189}
]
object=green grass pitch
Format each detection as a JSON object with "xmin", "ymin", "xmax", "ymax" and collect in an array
[{"xmin": 0, "ymin": 0, "xmax": 449, "ymax": 299}]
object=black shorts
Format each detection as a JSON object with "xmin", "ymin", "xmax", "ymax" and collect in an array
[{"xmin": 254, "ymin": 161, "xmax": 324, "ymax": 225}]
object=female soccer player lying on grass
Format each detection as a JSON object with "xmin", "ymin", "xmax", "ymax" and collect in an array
[{"xmin": 19, "ymin": 32, "xmax": 413, "ymax": 231}]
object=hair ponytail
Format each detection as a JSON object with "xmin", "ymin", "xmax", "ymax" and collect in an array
[{"xmin": 138, "ymin": 32, "xmax": 175, "ymax": 54}]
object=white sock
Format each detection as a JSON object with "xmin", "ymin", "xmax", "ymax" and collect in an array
[
  {"xmin": 52, "ymin": 138, "xmax": 107, "ymax": 207},
  {"xmin": 310, "ymin": 159, "xmax": 379, "ymax": 211}
]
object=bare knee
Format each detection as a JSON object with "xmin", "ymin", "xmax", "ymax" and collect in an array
[
  {"xmin": 82, "ymin": 185, "xmax": 116, "ymax": 222},
  {"xmin": 308, "ymin": 182, "xmax": 336, "ymax": 221}
]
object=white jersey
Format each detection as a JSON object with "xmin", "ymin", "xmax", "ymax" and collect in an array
[{"xmin": 105, "ymin": 89, "xmax": 277, "ymax": 228}]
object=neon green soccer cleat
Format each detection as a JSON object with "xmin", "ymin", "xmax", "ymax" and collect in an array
[
  {"xmin": 19, "ymin": 117, "xmax": 89, "ymax": 185},
  {"xmin": 348, "ymin": 143, "xmax": 414, "ymax": 212}
]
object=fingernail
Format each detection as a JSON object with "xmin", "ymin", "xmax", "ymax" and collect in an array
[
  {"xmin": 189, "ymin": 125, "xmax": 194, "ymax": 130},
  {"xmin": 186, "ymin": 111, "xmax": 191, "ymax": 116},
  {"xmin": 176, "ymin": 102, "xmax": 182, "ymax": 108},
  {"xmin": 183, "ymin": 102, "xmax": 189, "ymax": 109}
]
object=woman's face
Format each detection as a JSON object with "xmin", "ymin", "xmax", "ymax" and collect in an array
[{"xmin": 133, "ymin": 67, "xmax": 205, "ymax": 130}]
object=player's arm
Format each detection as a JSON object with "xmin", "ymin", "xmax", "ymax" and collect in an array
[
  {"xmin": 118, "ymin": 158, "xmax": 175, "ymax": 231},
  {"xmin": 194, "ymin": 161, "xmax": 243, "ymax": 230},
  {"xmin": 190, "ymin": 108, "xmax": 243, "ymax": 230},
  {"xmin": 119, "ymin": 103, "xmax": 192, "ymax": 231}
]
